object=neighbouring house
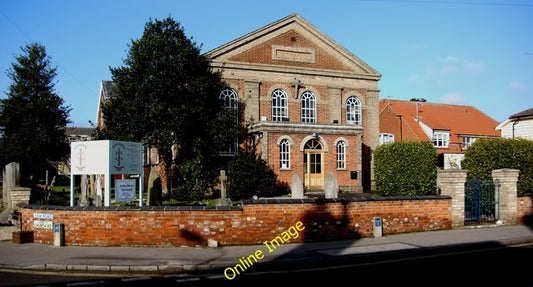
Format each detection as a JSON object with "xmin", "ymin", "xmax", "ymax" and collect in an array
[
  {"xmin": 379, "ymin": 99, "xmax": 500, "ymax": 169},
  {"xmin": 96, "ymin": 14, "xmax": 381, "ymax": 193},
  {"xmin": 66, "ymin": 127, "xmax": 95, "ymax": 142},
  {"xmin": 496, "ymin": 107, "xmax": 533, "ymax": 139}
]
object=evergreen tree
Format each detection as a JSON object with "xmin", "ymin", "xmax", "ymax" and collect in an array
[
  {"xmin": 0, "ymin": 43, "xmax": 71, "ymax": 184},
  {"xmin": 98, "ymin": 17, "xmax": 243, "ymax": 202}
]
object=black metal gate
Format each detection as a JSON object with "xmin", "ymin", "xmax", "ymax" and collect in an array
[{"xmin": 464, "ymin": 178, "xmax": 499, "ymax": 223}]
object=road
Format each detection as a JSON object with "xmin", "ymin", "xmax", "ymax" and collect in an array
[{"xmin": 2, "ymin": 242, "xmax": 532, "ymax": 286}]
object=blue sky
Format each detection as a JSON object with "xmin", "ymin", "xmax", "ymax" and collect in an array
[{"xmin": 1, "ymin": 0, "xmax": 531, "ymax": 126}]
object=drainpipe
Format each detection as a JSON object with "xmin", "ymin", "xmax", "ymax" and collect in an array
[{"xmin": 512, "ymin": 117, "xmax": 520, "ymax": 138}]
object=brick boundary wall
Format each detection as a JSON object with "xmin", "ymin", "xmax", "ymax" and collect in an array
[
  {"xmin": 19, "ymin": 196, "xmax": 451, "ymax": 247},
  {"xmin": 517, "ymin": 194, "xmax": 533, "ymax": 224}
]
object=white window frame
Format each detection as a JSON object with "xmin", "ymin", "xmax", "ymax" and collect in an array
[
  {"xmin": 219, "ymin": 89, "xmax": 239, "ymax": 156},
  {"xmin": 271, "ymin": 89, "xmax": 289, "ymax": 122},
  {"xmin": 280, "ymin": 139, "xmax": 291, "ymax": 169},
  {"xmin": 462, "ymin": 136, "xmax": 477, "ymax": 149},
  {"xmin": 379, "ymin": 133, "xmax": 395, "ymax": 145},
  {"xmin": 432, "ymin": 131, "xmax": 450, "ymax": 148},
  {"xmin": 346, "ymin": 96, "xmax": 362, "ymax": 125},
  {"xmin": 336, "ymin": 140, "xmax": 346, "ymax": 169},
  {"xmin": 300, "ymin": 91, "xmax": 316, "ymax": 123}
]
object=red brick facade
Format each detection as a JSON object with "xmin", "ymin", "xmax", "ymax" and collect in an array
[
  {"xmin": 517, "ymin": 195, "xmax": 533, "ymax": 224},
  {"xmin": 207, "ymin": 14, "xmax": 381, "ymax": 192},
  {"xmin": 20, "ymin": 196, "xmax": 451, "ymax": 246}
]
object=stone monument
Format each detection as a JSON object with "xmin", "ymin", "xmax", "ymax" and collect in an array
[
  {"xmin": 324, "ymin": 172, "xmax": 338, "ymax": 199},
  {"xmin": 291, "ymin": 173, "xmax": 304, "ymax": 199}
]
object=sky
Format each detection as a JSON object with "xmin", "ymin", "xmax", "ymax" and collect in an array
[{"xmin": 0, "ymin": 0, "xmax": 532, "ymax": 127}]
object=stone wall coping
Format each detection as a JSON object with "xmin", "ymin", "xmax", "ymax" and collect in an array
[
  {"xmin": 242, "ymin": 195, "xmax": 451, "ymax": 204},
  {"xmin": 18, "ymin": 195, "xmax": 451, "ymax": 211},
  {"xmin": 18, "ymin": 204, "xmax": 243, "ymax": 212}
]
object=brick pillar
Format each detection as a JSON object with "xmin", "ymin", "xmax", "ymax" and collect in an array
[
  {"xmin": 438, "ymin": 169, "xmax": 467, "ymax": 227},
  {"xmin": 492, "ymin": 169, "xmax": 520, "ymax": 224}
]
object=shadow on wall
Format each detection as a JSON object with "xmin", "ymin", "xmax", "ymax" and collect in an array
[
  {"xmin": 179, "ymin": 229, "xmax": 205, "ymax": 245},
  {"xmin": 301, "ymin": 199, "xmax": 361, "ymax": 242}
]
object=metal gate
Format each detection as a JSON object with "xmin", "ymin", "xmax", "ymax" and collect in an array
[{"xmin": 464, "ymin": 178, "xmax": 500, "ymax": 223}]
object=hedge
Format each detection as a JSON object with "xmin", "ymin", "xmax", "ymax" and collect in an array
[
  {"xmin": 462, "ymin": 138, "xmax": 533, "ymax": 194},
  {"xmin": 374, "ymin": 141, "xmax": 438, "ymax": 196}
]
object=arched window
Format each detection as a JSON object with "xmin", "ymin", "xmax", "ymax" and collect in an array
[
  {"xmin": 280, "ymin": 139, "xmax": 290, "ymax": 169},
  {"xmin": 346, "ymin": 96, "xmax": 361, "ymax": 125},
  {"xmin": 220, "ymin": 88, "xmax": 238, "ymax": 110},
  {"xmin": 301, "ymin": 91, "xmax": 316, "ymax": 123},
  {"xmin": 336, "ymin": 140, "xmax": 346, "ymax": 169},
  {"xmin": 219, "ymin": 89, "xmax": 238, "ymax": 156},
  {"xmin": 271, "ymin": 89, "xmax": 288, "ymax": 121}
]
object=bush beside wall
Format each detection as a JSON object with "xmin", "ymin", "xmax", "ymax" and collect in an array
[
  {"xmin": 462, "ymin": 138, "xmax": 533, "ymax": 194},
  {"xmin": 374, "ymin": 141, "xmax": 438, "ymax": 196}
]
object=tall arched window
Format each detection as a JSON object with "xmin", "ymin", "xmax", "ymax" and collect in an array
[
  {"xmin": 280, "ymin": 139, "xmax": 290, "ymax": 169},
  {"xmin": 336, "ymin": 140, "xmax": 346, "ymax": 169},
  {"xmin": 219, "ymin": 89, "xmax": 238, "ymax": 156},
  {"xmin": 220, "ymin": 89, "xmax": 238, "ymax": 112},
  {"xmin": 346, "ymin": 96, "xmax": 361, "ymax": 125},
  {"xmin": 271, "ymin": 89, "xmax": 288, "ymax": 121},
  {"xmin": 301, "ymin": 91, "xmax": 316, "ymax": 123}
]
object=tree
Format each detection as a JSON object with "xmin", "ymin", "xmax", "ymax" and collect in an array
[
  {"xmin": 227, "ymin": 151, "xmax": 278, "ymax": 201},
  {"xmin": 97, "ymin": 17, "xmax": 242, "ymax": 202},
  {"xmin": 0, "ymin": 43, "xmax": 71, "ymax": 184}
]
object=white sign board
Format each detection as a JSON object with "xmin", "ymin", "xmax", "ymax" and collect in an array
[
  {"xmin": 71, "ymin": 140, "xmax": 143, "ymax": 175},
  {"xmin": 70, "ymin": 140, "xmax": 144, "ymax": 207},
  {"xmin": 71, "ymin": 140, "xmax": 110, "ymax": 175},
  {"xmin": 110, "ymin": 141, "xmax": 143, "ymax": 174},
  {"xmin": 34, "ymin": 212, "xmax": 53, "ymax": 220},
  {"xmin": 34, "ymin": 220, "xmax": 53, "ymax": 230},
  {"xmin": 115, "ymin": 179, "xmax": 136, "ymax": 202}
]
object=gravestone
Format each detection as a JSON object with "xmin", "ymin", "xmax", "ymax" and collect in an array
[
  {"xmin": 324, "ymin": 172, "xmax": 338, "ymax": 199},
  {"xmin": 291, "ymin": 173, "xmax": 304, "ymax": 199},
  {"xmin": 79, "ymin": 175, "xmax": 89, "ymax": 206},
  {"xmin": 2, "ymin": 162, "xmax": 30, "ymax": 210},
  {"xmin": 2, "ymin": 162, "xmax": 20, "ymax": 209}
]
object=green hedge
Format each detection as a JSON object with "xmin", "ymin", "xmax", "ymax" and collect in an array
[
  {"xmin": 462, "ymin": 138, "xmax": 533, "ymax": 194},
  {"xmin": 374, "ymin": 141, "xmax": 438, "ymax": 196}
]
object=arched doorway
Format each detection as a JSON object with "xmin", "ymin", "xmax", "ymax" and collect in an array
[{"xmin": 303, "ymin": 138, "xmax": 324, "ymax": 190}]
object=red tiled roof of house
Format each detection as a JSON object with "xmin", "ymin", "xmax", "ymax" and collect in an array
[{"xmin": 379, "ymin": 99, "xmax": 500, "ymax": 149}]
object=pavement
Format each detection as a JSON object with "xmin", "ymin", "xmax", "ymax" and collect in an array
[{"xmin": 1, "ymin": 224, "xmax": 533, "ymax": 276}]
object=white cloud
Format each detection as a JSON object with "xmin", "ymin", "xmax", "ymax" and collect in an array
[
  {"xmin": 509, "ymin": 81, "xmax": 530, "ymax": 93},
  {"xmin": 408, "ymin": 56, "xmax": 485, "ymax": 87},
  {"xmin": 442, "ymin": 93, "xmax": 465, "ymax": 104}
]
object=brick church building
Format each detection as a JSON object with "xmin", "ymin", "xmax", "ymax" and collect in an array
[
  {"xmin": 206, "ymin": 14, "xmax": 381, "ymax": 192},
  {"xmin": 97, "ymin": 14, "xmax": 381, "ymax": 194}
]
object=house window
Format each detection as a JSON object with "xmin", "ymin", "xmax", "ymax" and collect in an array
[
  {"xmin": 336, "ymin": 140, "xmax": 346, "ymax": 169},
  {"xmin": 272, "ymin": 89, "xmax": 288, "ymax": 121},
  {"xmin": 379, "ymin": 133, "xmax": 395, "ymax": 145},
  {"xmin": 346, "ymin": 96, "xmax": 362, "ymax": 125},
  {"xmin": 280, "ymin": 139, "xmax": 290, "ymax": 169},
  {"xmin": 432, "ymin": 131, "xmax": 450, "ymax": 148},
  {"xmin": 219, "ymin": 89, "xmax": 238, "ymax": 156},
  {"xmin": 301, "ymin": 91, "xmax": 316, "ymax": 123},
  {"xmin": 462, "ymin": 137, "xmax": 477, "ymax": 149}
]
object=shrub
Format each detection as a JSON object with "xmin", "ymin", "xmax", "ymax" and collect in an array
[
  {"xmin": 227, "ymin": 151, "xmax": 277, "ymax": 200},
  {"xmin": 462, "ymin": 138, "xmax": 533, "ymax": 194},
  {"xmin": 374, "ymin": 141, "xmax": 438, "ymax": 196}
]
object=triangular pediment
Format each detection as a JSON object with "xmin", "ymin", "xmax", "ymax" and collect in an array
[{"xmin": 205, "ymin": 14, "xmax": 380, "ymax": 79}]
